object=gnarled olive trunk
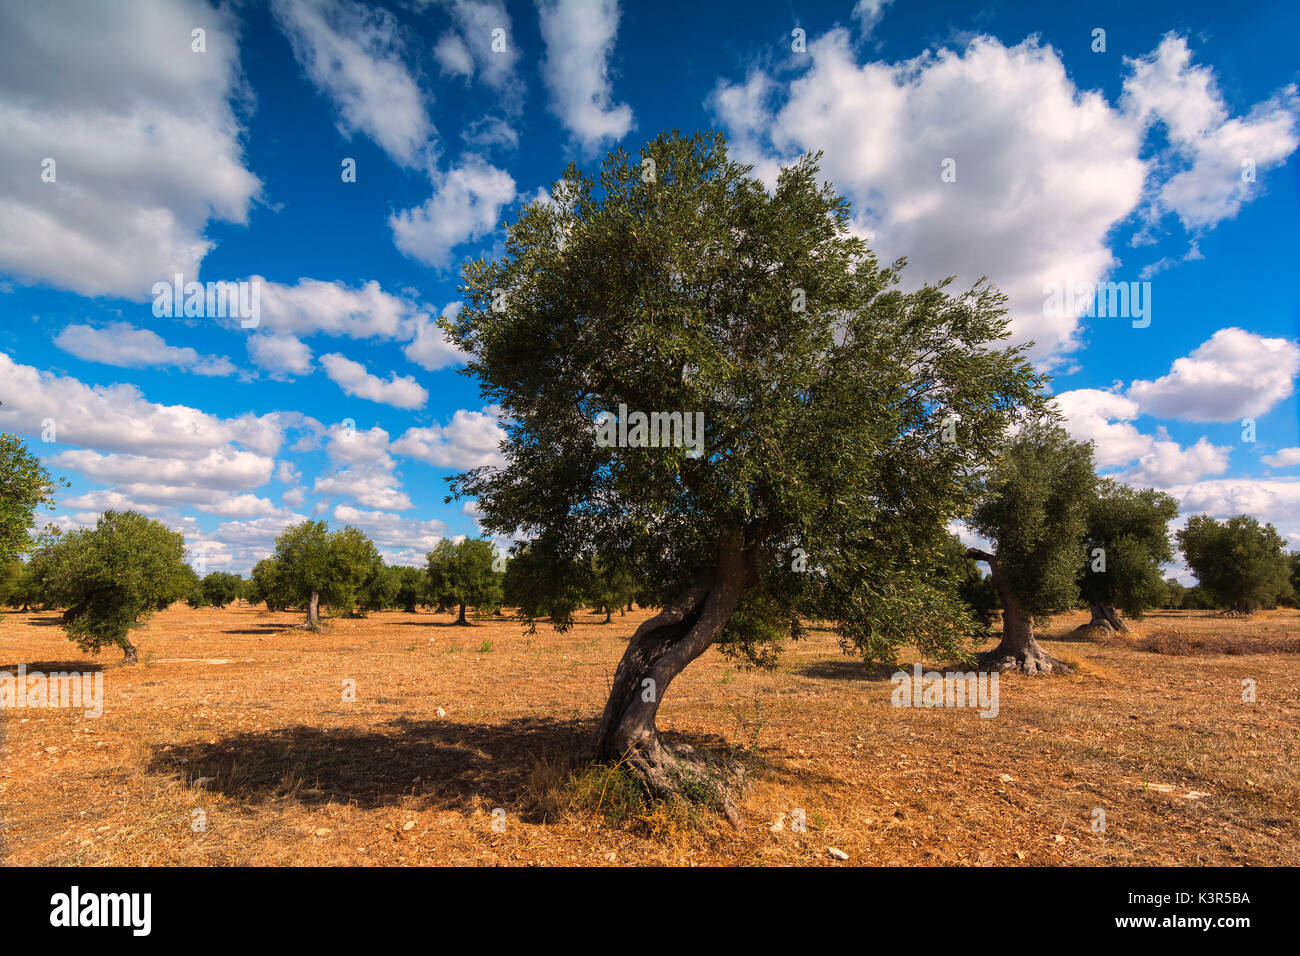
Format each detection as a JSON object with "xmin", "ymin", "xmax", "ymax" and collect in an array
[
  {"xmin": 1088, "ymin": 601, "xmax": 1129, "ymax": 633},
  {"xmin": 121, "ymin": 638, "xmax": 139, "ymax": 664},
  {"xmin": 591, "ymin": 533, "xmax": 753, "ymax": 814},
  {"xmin": 305, "ymin": 590, "xmax": 320, "ymax": 629},
  {"xmin": 456, "ymin": 603, "xmax": 469, "ymax": 625},
  {"xmin": 968, "ymin": 548, "xmax": 1072, "ymax": 675}
]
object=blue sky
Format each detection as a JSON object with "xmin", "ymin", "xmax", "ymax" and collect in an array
[{"xmin": 1, "ymin": 0, "xmax": 1298, "ymax": 576}]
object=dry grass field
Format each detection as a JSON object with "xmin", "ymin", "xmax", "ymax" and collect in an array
[{"xmin": 1, "ymin": 603, "xmax": 1297, "ymax": 866}]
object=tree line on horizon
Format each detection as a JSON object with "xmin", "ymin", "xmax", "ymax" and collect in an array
[{"xmin": 3, "ymin": 427, "xmax": 1297, "ymax": 666}]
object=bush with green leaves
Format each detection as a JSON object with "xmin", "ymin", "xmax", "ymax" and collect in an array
[
  {"xmin": 426, "ymin": 538, "xmax": 504, "ymax": 625},
  {"xmin": 32, "ymin": 510, "xmax": 188, "ymax": 663},
  {"xmin": 1177, "ymin": 514, "xmax": 1292, "ymax": 613},
  {"xmin": 443, "ymin": 130, "xmax": 1044, "ymax": 793}
]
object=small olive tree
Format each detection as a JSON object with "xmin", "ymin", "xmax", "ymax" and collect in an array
[
  {"xmin": 270, "ymin": 520, "xmax": 379, "ymax": 628},
  {"xmin": 36, "ymin": 510, "xmax": 188, "ymax": 663},
  {"xmin": 426, "ymin": 538, "xmax": 503, "ymax": 625}
]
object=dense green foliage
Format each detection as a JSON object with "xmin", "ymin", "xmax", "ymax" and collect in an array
[
  {"xmin": 1080, "ymin": 483, "xmax": 1179, "ymax": 619},
  {"xmin": 445, "ymin": 130, "xmax": 1046, "ymax": 665},
  {"xmin": 426, "ymin": 538, "xmax": 503, "ymax": 623},
  {"xmin": 29, "ymin": 511, "xmax": 188, "ymax": 659},
  {"xmin": 1177, "ymin": 515, "xmax": 1293, "ymax": 612},
  {"xmin": 0, "ymin": 432, "xmax": 59, "ymax": 563}
]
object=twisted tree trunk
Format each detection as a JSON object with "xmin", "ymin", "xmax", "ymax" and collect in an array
[
  {"xmin": 591, "ymin": 532, "xmax": 753, "ymax": 816},
  {"xmin": 1088, "ymin": 601, "xmax": 1129, "ymax": 633},
  {"xmin": 968, "ymin": 548, "xmax": 1072, "ymax": 675},
  {"xmin": 121, "ymin": 638, "xmax": 139, "ymax": 664}
]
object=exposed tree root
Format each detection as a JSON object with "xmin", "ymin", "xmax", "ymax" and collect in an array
[
  {"xmin": 618, "ymin": 736, "xmax": 746, "ymax": 829},
  {"xmin": 977, "ymin": 642, "xmax": 1073, "ymax": 675}
]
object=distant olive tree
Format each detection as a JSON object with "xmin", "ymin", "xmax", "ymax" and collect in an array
[
  {"xmin": 426, "ymin": 538, "xmax": 503, "ymax": 625},
  {"xmin": 269, "ymin": 520, "xmax": 379, "ymax": 629},
  {"xmin": 1177, "ymin": 515, "xmax": 1292, "ymax": 613}
]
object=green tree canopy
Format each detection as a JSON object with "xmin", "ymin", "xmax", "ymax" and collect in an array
[
  {"xmin": 426, "ymin": 538, "xmax": 504, "ymax": 625},
  {"xmin": 1079, "ymin": 483, "xmax": 1178, "ymax": 631},
  {"xmin": 0, "ymin": 432, "xmax": 60, "ymax": 563},
  {"xmin": 967, "ymin": 421, "xmax": 1096, "ymax": 673},
  {"xmin": 33, "ymin": 510, "xmax": 187, "ymax": 662},
  {"xmin": 443, "ymin": 130, "xmax": 1046, "ymax": 792},
  {"xmin": 1177, "ymin": 514, "xmax": 1292, "ymax": 613}
]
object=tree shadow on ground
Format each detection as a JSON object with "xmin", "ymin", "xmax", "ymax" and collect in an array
[
  {"xmin": 146, "ymin": 716, "xmax": 588, "ymax": 811},
  {"xmin": 145, "ymin": 716, "xmax": 792, "ymax": 817},
  {"xmin": 796, "ymin": 659, "xmax": 899, "ymax": 681},
  {"xmin": 0, "ymin": 660, "xmax": 104, "ymax": 673},
  {"xmin": 386, "ymin": 619, "xmax": 497, "ymax": 628}
]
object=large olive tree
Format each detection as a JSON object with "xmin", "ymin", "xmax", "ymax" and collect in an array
[{"xmin": 444, "ymin": 132, "xmax": 1044, "ymax": 797}]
